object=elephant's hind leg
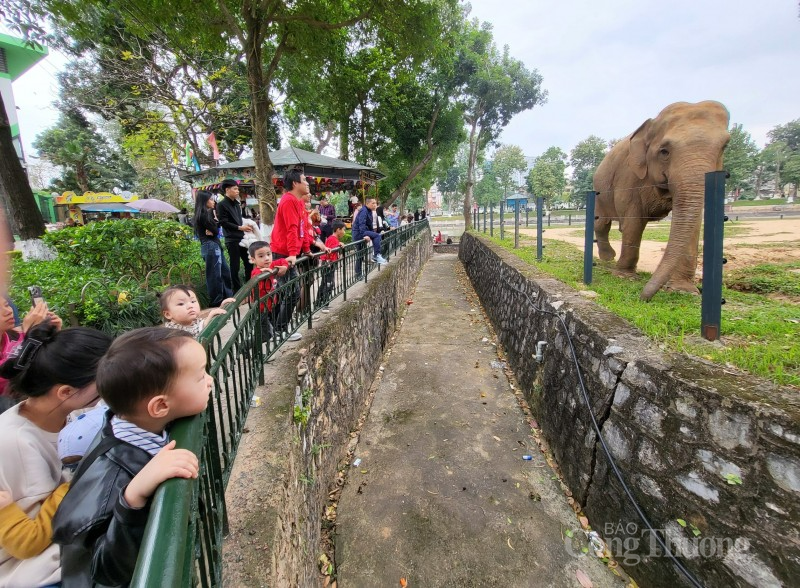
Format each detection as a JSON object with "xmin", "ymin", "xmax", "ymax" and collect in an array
[{"xmin": 594, "ymin": 217, "xmax": 615, "ymax": 261}]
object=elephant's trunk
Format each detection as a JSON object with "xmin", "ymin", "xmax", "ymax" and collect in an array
[{"xmin": 640, "ymin": 171, "xmax": 708, "ymax": 301}]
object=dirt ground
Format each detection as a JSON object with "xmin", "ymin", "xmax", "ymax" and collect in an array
[{"xmin": 521, "ymin": 218, "xmax": 800, "ymax": 275}]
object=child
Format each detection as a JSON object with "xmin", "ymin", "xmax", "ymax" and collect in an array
[
  {"xmin": 316, "ymin": 220, "xmax": 346, "ymax": 311},
  {"xmin": 159, "ymin": 285, "xmax": 235, "ymax": 338},
  {"xmin": 52, "ymin": 327, "xmax": 210, "ymax": 586},
  {"xmin": 248, "ymin": 241, "xmax": 289, "ymax": 340},
  {"xmin": 1, "ymin": 298, "xmax": 61, "ymax": 411}
]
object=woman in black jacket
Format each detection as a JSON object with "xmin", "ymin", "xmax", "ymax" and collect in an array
[{"xmin": 193, "ymin": 191, "xmax": 233, "ymax": 306}]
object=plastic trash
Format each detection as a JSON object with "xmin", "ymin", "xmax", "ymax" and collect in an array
[
  {"xmin": 586, "ymin": 530, "xmax": 605, "ymax": 557},
  {"xmin": 250, "ymin": 396, "xmax": 261, "ymax": 408},
  {"xmin": 352, "ymin": 458, "xmax": 362, "ymax": 467},
  {"xmin": 522, "ymin": 455, "xmax": 533, "ymax": 461}
]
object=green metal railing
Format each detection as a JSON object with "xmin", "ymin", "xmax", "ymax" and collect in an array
[{"xmin": 131, "ymin": 220, "xmax": 429, "ymax": 587}]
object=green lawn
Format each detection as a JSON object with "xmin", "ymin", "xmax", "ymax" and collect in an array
[
  {"xmin": 731, "ymin": 198, "xmax": 789, "ymax": 207},
  {"xmin": 481, "ymin": 232, "xmax": 799, "ymax": 389}
]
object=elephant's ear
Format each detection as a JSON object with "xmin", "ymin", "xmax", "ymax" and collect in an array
[{"xmin": 627, "ymin": 119, "xmax": 652, "ymax": 180}]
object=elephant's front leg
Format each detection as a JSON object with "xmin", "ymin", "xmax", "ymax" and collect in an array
[
  {"xmin": 615, "ymin": 216, "xmax": 647, "ymax": 275},
  {"xmin": 594, "ymin": 217, "xmax": 615, "ymax": 261}
]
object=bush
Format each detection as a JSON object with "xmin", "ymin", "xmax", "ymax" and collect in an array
[
  {"xmin": 43, "ymin": 219, "xmax": 196, "ymax": 276},
  {"xmin": 10, "ymin": 259, "xmax": 162, "ymax": 335},
  {"xmin": 12, "ymin": 219, "xmax": 208, "ymax": 335}
]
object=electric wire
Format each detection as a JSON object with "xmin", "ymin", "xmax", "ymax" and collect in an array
[{"xmin": 471, "ymin": 242, "xmax": 706, "ymax": 588}]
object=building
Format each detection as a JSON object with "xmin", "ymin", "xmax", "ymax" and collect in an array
[
  {"xmin": 0, "ymin": 33, "xmax": 48, "ymax": 165},
  {"xmin": 0, "ymin": 34, "xmax": 49, "ymax": 223}
]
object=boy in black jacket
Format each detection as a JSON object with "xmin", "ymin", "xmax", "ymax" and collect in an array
[{"xmin": 52, "ymin": 328, "xmax": 211, "ymax": 587}]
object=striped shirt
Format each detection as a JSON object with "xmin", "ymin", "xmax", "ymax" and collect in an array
[{"xmin": 111, "ymin": 416, "xmax": 169, "ymax": 456}]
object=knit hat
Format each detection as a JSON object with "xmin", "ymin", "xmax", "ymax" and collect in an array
[{"xmin": 58, "ymin": 405, "xmax": 108, "ymax": 461}]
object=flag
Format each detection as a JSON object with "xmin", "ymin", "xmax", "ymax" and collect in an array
[
  {"xmin": 192, "ymin": 155, "xmax": 201, "ymax": 172},
  {"xmin": 206, "ymin": 132, "xmax": 220, "ymax": 160},
  {"xmin": 184, "ymin": 142, "xmax": 193, "ymax": 168},
  {"xmin": 171, "ymin": 148, "xmax": 179, "ymax": 165}
]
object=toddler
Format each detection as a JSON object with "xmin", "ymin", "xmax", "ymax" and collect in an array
[
  {"xmin": 160, "ymin": 285, "xmax": 235, "ymax": 338},
  {"xmin": 316, "ymin": 220, "xmax": 346, "ymax": 310},
  {"xmin": 52, "ymin": 327, "xmax": 211, "ymax": 586},
  {"xmin": 249, "ymin": 241, "xmax": 289, "ymax": 340}
]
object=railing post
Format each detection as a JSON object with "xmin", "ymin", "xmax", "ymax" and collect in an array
[
  {"xmin": 568, "ymin": 214, "xmax": 571, "ymax": 226},
  {"xmin": 499, "ymin": 200, "xmax": 505, "ymax": 240},
  {"xmin": 514, "ymin": 203, "xmax": 520, "ymax": 249},
  {"xmin": 701, "ymin": 171, "xmax": 727, "ymax": 341},
  {"xmin": 537, "ymin": 196, "xmax": 544, "ymax": 261},
  {"xmin": 490, "ymin": 206, "xmax": 494, "ymax": 237},
  {"xmin": 483, "ymin": 206, "xmax": 487, "ymax": 233},
  {"xmin": 583, "ymin": 191, "xmax": 596, "ymax": 284},
  {"xmin": 525, "ymin": 205, "xmax": 529, "ymax": 228},
  {"xmin": 547, "ymin": 212, "xmax": 551, "ymax": 227}
]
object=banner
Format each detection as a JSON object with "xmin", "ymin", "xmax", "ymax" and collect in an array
[
  {"xmin": 55, "ymin": 191, "xmax": 140, "ymax": 205},
  {"xmin": 184, "ymin": 142, "xmax": 193, "ymax": 168},
  {"xmin": 206, "ymin": 132, "xmax": 220, "ymax": 161}
]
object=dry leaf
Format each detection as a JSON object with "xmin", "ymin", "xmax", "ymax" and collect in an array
[
  {"xmin": 579, "ymin": 516, "xmax": 589, "ymax": 529},
  {"xmin": 493, "ymin": 435, "xmax": 501, "ymax": 442},
  {"xmin": 576, "ymin": 569, "xmax": 593, "ymax": 588},
  {"xmin": 507, "ymin": 537, "xmax": 514, "ymax": 550},
  {"xmin": 400, "ymin": 578, "xmax": 407, "ymax": 587}
]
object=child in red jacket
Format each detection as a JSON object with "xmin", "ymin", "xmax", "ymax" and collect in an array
[
  {"xmin": 316, "ymin": 220, "xmax": 346, "ymax": 310},
  {"xmin": 249, "ymin": 241, "xmax": 289, "ymax": 340}
]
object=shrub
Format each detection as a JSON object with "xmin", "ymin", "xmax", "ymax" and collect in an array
[
  {"xmin": 43, "ymin": 219, "xmax": 196, "ymax": 277},
  {"xmin": 10, "ymin": 259, "xmax": 162, "ymax": 335},
  {"xmin": 12, "ymin": 219, "xmax": 209, "ymax": 335}
]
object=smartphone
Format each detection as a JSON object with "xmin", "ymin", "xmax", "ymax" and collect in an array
[{"xmin": 28, "ymin": 286, "xmax": 45, "ymax": 308}]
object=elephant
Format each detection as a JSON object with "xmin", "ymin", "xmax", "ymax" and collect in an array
[{"xmin": 593, "ymin": 101, "xmax": 730, "ymax": 301}]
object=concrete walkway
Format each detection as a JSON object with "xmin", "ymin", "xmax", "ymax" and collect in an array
[{"xmin": 336, "ymin": 254, "xmax": 628, "ymax": 587}]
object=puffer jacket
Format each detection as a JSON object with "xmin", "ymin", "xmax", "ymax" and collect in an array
[{"xmin": 52, "ymin": 413, "xmax": 153, "ymax": 587}]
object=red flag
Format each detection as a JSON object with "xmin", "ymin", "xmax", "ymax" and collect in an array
[{"xmin": 206, "ymin": 132, "xmax": 220, "ymax": 160}]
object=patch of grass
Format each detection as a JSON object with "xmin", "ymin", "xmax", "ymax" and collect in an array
[
  {"xmin": 729, "ymin": 240, "xmax": 799, "ymax": 249},
  {"xmin": 567, "ymin": 223, "xmax": 752, "ymax": 242},
  {"xmin": 731, "ymin": 198, "xmax": 788, "ymax": 207},
  {"xmin": 725, "ymin": 262, "xmax": 800, "ymax": 296},
  {"xmin": 481, "ymin": 232, "xmax": 800, "ymax": 388}
]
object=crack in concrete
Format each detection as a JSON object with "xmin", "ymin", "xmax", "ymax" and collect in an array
[{"xmin": 583, "ymin": 370, "xmax": 624, "ymax": 505}]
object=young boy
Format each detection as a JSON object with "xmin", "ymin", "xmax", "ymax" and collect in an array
[
  {"xmin": 160, "ymin": 285, "xmax": 235, "ymax": 338},
  {"xmin": 248, "ymin": 241, "xmax": 289, "ymax": 341},
  {"xmin": 52, "ymin": 327, "xmax": 211, "ymax": 587},
  {"xmin": 316, "ymin": 220, "xmax": 346, "ymax": 311}
]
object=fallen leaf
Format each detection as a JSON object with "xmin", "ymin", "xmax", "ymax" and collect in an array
[
  {"xmin": 579, "ymin": 516, "xmax": 590, "ymax": 529},
  {"xmin": 507, "ymin": 537, "xmax": 514, "ymax": 550},
  {"xmin": 481, "ymin": 392, "xmax": 487, "ymax": 398},
  {"xmin": 576, "ymin": 569, "xmax": 593, "ymax": 588},
  {"xmin": 400, "ymin": 578, "xmax": 407, "ymax": 587},
  {"xmin": 493, "ymin": 435, "xmax": 501, "ymax": 442}
]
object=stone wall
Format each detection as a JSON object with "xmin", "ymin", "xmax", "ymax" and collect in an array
[
  {"xmin": 270, "ymin": 229, "xmax": 432, "ymax": 586},
  {"xmin": 459, "ymin": 232, "xmax": 800, "ymax": 588}
]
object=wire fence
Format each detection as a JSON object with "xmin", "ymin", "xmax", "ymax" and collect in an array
[
  {"xmin": 130, "ymin": 220, "xmax": 430, "ymax": 588},
  {"xmin": 473, "ymin": 173, "xmax": 734, "ymax": 341}
]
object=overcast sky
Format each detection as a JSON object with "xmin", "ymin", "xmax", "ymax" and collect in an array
[{"xmin": 8, "ymin": 0, "xmax": 800, "ymax": 161}]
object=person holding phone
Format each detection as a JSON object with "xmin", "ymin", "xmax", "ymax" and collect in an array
[{"xmin": 0, "ymin": 296, "xmax": 62, "ymax": 414}]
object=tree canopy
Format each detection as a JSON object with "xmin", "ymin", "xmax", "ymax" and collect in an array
[{"xmin": 527, "ymin": 146, "xmax": 567, "ymax": 205}]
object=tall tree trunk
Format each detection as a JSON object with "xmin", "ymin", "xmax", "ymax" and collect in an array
[
  {"xmin": 0, "ymin": 92, "xmax": 45, "ymax": 240},
  {"xmin": 339, "ymin": 116, "xmax": 350, "ymax": 160},
  {"xmin": 463, "ymin": 116, "xmax": 480, "ymax": 231},
  {"xmin": 244, "ymin": 36, "xmax": 277, "ymax": 225}
]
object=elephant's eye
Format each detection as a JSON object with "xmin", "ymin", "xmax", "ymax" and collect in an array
[{"xmin": 659, "ymin": 148, "xmax": 670, "ymax": 157}]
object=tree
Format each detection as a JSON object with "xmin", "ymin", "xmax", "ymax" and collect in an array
[
  {"xmin": 760, "ymin": 141, "xmax": 790, "ymax": 198},
  {"xmin": 473, "ymin": 161, "xmax": 502, "ymax": 206},
  {"xmin": 0, "ymin": 89, "xmax": 45, "ymax": 239},
  {"xmin": 723, "ymin": 124, "xmax": 758, "ymax": 199},
  {"xmin": 527, "ymin": 146, "xmax": 566, "ymax": 206},
  {"xmin": 767, "ymin": 120, "xmax": 800, "ymax": 199},
  {"xmin": 492, "ymin": 144, "xmax": 527, "ymax": 197},
  {"xmin": 570, "ymin": 135, "xmax": 606, "ymax": 206},
  {"xmin": 460, "ymin": 21, "xmax": 547, "ymax": 228},
  {"xmin": 33, "ymin": 108, "xmax": 135, "ymax": 193}
]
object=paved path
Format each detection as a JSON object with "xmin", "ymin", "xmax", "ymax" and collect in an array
[{"xmin": 336, "ymin": 254, "xmax": 628, "ymax": 588}]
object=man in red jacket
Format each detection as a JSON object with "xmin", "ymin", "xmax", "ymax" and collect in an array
[{"xmin": 271, "ymin": 168, "xmax": 327, "ymax": 341}]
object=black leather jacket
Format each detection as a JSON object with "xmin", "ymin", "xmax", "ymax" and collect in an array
[{"xmin": 52, "ymin": 414, "xmax": 153, "ymax": 587}]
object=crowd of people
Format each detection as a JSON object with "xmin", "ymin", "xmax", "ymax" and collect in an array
[{"xmin": 0, "ymin": 166, "xmax": 423, "ymax": 587}]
